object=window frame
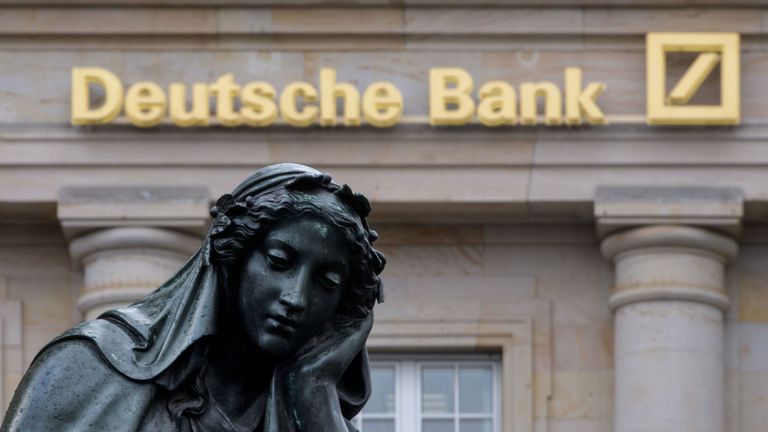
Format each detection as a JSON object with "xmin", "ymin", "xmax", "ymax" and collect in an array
[
  {"xmin": 355, "ymin": 354, "xmax": 502, "ymax": 432},
  {"xmin": 364, "ymin": 297, "xmax": 551, "ymax": 432}
]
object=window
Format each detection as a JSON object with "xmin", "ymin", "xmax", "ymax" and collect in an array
[{"xmin": 354, "ymin": 356, "xmax": 501, "ymax": 432}]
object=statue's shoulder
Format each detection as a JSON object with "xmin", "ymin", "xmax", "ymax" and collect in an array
[
  {"xmin": 30, "ymin": 337, "xmax": 115, "ymax": 384},
  {"xmin": 2, "ymin": 338, "xmax": 156, "ymax": 432}
]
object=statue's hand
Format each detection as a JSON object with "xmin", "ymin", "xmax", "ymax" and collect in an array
[
  {"xmin": 265, "ymin": 314, "xmax": 372, "ymax": 432},
  {"xmin": 280, "ymin": 313, "xmax": 373, "ymax": 386}
]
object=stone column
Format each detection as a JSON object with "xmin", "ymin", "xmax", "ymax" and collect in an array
[
  {"xmin": 595, "ymin": 186, "xmax": 743, "ymax": 432},
  {"xmin": 58, "ymin": 186, "xmax": 210, "ymax": 320}
]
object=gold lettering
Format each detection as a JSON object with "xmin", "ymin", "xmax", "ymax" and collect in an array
[
  {"xmin": 280, "ymin": 82, "xmax": 319, "ymax": 127},
  {"xmin": 429, "ymin": 68, "xmax": 474, "ymax": 126},
  {"xmin": 124, "ymin": 82, "xmax": 166, "ymax": 128},
  {"xmin": 319, "ymin": 68, "xmax": 361, "ymax": 127},
  {"xmin": 241, "ymin": 82, "xmax": 278, "ymax": 127},
  {"xmin": 210, "ymin": 74, "xmax": 241, "ymax": 127},
  {"xmin": 565, "ymin": 67, "xmax": 606, "ymax": 125},
  {"xmin": 169, "ymin": 83, "xmax": 209, "ymax": 127},
  {"xmin": 362, "ymin": 82, "xmax": 403, "ymax": 128},
  {"xmin": 477, "ymin": 81, "xmax": 517, "ymax": 126},
  {"xmin": 520, "ymin": 81, "xmax": 562, "ymax": 126},
  {"xmin": 71, "ymin": 67, "xmax": 124, "ymax": 125}
]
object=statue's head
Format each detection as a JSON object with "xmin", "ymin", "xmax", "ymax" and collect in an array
[{"xmin": 206, "ymin": 164, "xmax": 385, "ymax": 359}]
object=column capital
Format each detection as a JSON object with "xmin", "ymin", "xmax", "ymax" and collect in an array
[
  {"xmin": 602, "ymin": 225, "xmax": 736, "ymax": 311},
  {"xmin": 594, "ymin": 185, "xmax": 744, "ymax": 238},
  {"xmin": 601, "ymin": 224, "xmax": 739, "ymax": 263},
  {"xmin": 69, "ymin": 226, "xmax": 201, "ymax": 264}
]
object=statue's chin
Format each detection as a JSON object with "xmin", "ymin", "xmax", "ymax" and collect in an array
[{"xmin": 256, "ymin": 329, "xmax": 301, "ymax": 360}]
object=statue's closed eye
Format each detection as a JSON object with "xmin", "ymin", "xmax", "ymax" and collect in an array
[
  {"xmin": 319, "ymin": 271, "xmax": 342, "ymax": 290},
  {"xmin": 265, "ymin": 248, "xmax": 291, "ymax": 270}
]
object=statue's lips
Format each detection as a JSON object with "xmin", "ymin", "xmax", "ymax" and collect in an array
[{"xmin": 266, "ymin": 314, "xmax": 299, "ymax": 334}]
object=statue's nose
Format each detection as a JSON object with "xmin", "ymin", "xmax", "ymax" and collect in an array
[{"xmin": 279, "ymin": 269, "xmax": 310, "ymax": 311}]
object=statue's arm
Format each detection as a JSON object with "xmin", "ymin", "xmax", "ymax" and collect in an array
[{"xmin": 1, "ymin": 339, "xmax": 154, "ymax": 432}]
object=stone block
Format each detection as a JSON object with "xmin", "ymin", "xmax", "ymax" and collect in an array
[
  {"xmin": 272, "ymin": 8, "xmax": 402, "ymax": 34},
  {"xmin": 554, "ymin": 321, "xmax": 613, "ymax": 371},
  {"xmin": 0, "ymin": 224, "xmax": 66, "ymax": 246},
  {"xmin": 272, "ymin": 35, "xmax": 404, "ymax": 51},
  {"xmin": 727, "ymin": 322, "xmax": 768, "ymax": 371},
  {"xmin": 216, "ymin": 9, "xmax": 271, "ymax": 33},
  {"xmin": 483, "ymin": 244, "xmax": 612, "ymax": 324},
  {"xmin": 376, "ymin": 275, "xmax": 537, "ymax": 322},
  {"xmin": 584, "ymin": 8, "xmax": 762, "ymax": 34},
  {"xmin": 404, "ymin": 8, "xmax": 582, "ymax": 34},
  {"xmin": 0, "ymin": 247, "xmax": 70, "ymax": 278},
  {"xmin": 374, "ymin": 224, "xmax": 484, "ymax": 246},
  {"xmin": 734, "ymin": 371, "xmax": 768, "ymax": 432},
  {"xmin": 738, "ymin": 274, "xmax": 768, "ymax": 322},
  {"xmin": 8, "ymin": 277, "xmax": 71, "ymax": 328},
  {"xmin": 548, "ymin": 370, "xmax": 613, "ymax": 419},
  {"xmin": 0, "ymin": 8, "xmax": 218, "ymax": 35},
  {"xmin": 378, "ymin": 244, "xmax": 485, "ymax": 277},
  {"xmin": 484, "ymin": 224, "xmax": 598, "ymax": 246}
]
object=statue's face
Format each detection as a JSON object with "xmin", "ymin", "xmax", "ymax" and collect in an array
[{"xmin": 237, "ymin": 216, "xmax": 350, "ymax": 360}]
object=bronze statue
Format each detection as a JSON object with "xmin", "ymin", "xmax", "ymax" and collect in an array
[{"xmin": 2, "ymin": 163, "xmax": 385, "ymax": 431}]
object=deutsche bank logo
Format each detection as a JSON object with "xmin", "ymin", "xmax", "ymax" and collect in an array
[{"xmin": 646, "ymin": 32, "xmax": 740, "ymax": 125}]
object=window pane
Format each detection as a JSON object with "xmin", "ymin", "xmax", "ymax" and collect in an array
[
  {"xmin": 460, "ymin": 419, "xmax": 492, "ymax": 432},
  {"xmin": 423, "ymin": 419, "xmax": 455, "ymax": 432},
  {"xmin": 367, "ymin": 365, "xmax": 396, "ymax": 414},
  {"xmin": 459, "ymin": 366, "xmax": 493, "ymax": 413},
  {"xmin": 422, "ymin": 367, "xmax": 455, "ymax": 414},
  {"xmin": 362, "ymin": 419, "xmax": 395, "ymax": 432}
]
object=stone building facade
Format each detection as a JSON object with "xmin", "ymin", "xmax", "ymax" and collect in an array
[{"xmin": 1, "ymin": 1, "xmax": 767, "ymax": 431}]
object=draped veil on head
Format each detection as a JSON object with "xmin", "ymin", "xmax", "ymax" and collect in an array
[{"xmin": 48, "ymin": 163, "xmax": 375, "ymax": 422}]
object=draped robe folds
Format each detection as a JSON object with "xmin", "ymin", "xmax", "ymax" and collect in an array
[{"xmin": 1, "ymin": 164, "xmax": 373, "ymax": 432}]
